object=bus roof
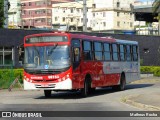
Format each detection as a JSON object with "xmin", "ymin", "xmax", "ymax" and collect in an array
[
  {"xmin": 24, "ymin": 31, "xmax": 138, "ymax": 45},
  {"xmin": 69, "ymin": 33, "xmax": 116, "ymax": 42}
]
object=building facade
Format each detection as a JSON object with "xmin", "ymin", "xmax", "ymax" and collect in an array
[
  {"xmin": 21, "ymin": 0, "xmax": 74, "ymax": 29},
  {"xmin": 52, "ymin": 0, "xmax": 135, "ymax": 32},
  {"xmin": 52, "ymin": 0, "xmax": 93, "ymax": 31}
]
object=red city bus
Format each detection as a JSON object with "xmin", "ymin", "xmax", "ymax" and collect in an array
[{"xmin": 23, "ymin": 31, "xmax": 140, "ymax": 97}]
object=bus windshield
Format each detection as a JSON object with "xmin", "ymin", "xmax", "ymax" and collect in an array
[{"xmin": 24, "ymin": 45, "xmax": 70, "ymax": 71}]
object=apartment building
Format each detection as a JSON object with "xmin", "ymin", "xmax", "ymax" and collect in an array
[
  {"xmin": 52, "ymin": 0, "xmax": 135, "ymax": 32},
  {"xmin": 52, "ymin": 0, "xmax": 93, "ymax": 31},
  {"xmin": 21, "ymin": 0, "xmax": 74, "ymax": 29},
  {"xmin": 92, "ymin": 0, "xmax": 135, "ymax": 32}
]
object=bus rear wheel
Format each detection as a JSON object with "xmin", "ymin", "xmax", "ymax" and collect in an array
[
  {"xmin": 119, "ymin": 74, "xmax": 126, "ymax": 91},
  {"xmin": 44, "ymin": 90, "xmax": 51, "ymax": 98},
  {"xmin": 112, "ymin": 74, "xmax": 126, "ymax": 91}
]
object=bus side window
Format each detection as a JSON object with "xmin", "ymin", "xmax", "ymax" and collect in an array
[
  {"xmin": 104, "ymin": 43, "xmax": 111, "ymax": 61},
  {"xmin": 94, "ymin": 42, "xmax": 103, "ymax": 61},
  {"xmin": 83, "ymin": 41, "xmax": 92, "ymax": 60},
  {"xmin": 126, "ymin": 45, "xmax": 132, "ymax": 61},
  {"xmin": 119, "ymin": 44, "xmax": 125, "ymax": 61},
  {"xmin": 132, "ymin": 45, "xmax": 138, "ymax": 61},
  {"xmin": 112, "ymin": 44, "xmax": 119, "ymax": 61}
]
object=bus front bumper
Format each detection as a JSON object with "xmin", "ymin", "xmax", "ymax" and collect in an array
[{"xmin": 24, "ymin": 78, "xmax": 72, "ymax": 90}]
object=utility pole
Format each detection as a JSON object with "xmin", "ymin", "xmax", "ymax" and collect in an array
[
  {"xmin": 83, "ymin": 0, "xmax": 87, "ymax": 32},
  {"xmin": 158, "ymin": 13, "xmax": 160, "ymax": 35},
  {"xmin": 3, "ymin": 0, "xmax": 9, "ymax": 28}
]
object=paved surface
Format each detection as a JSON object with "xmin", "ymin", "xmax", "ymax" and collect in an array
[
  {"xmin": 0, "ymin": 77, "xmax": 160, "ymax": 120},
  {"xmin": 124, "ymin": 77, "xmax": 160, "ymax": 111}
]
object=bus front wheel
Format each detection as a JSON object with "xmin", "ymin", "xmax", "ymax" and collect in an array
[
  {"xmin": 81, "ymin": 78, "xmax": 90, "ymax": 97},
  {"xmin": 44, "ymin": 90, "xmax": 51, "ymax": 98}
]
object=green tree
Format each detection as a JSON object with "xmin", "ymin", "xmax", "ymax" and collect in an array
[{"xmin": 0, "ymin": 0, "xmax": 4, "ymax": 28}]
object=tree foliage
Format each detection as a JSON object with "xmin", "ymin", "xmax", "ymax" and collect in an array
[{"xmin": 0, "ymin": 0, "xmax": 4, "ymax": 28}]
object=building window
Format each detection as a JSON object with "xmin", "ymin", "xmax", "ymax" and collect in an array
[
  {"xmin": 130, "ymin": 22, "xmax": 133, "ymax": 27},
  {"xmin": 93, "ymin": 13, "xmax": 95, "ymax": 17},
  {"xmin": 81, "ymin": 18, "xmax": 83, "ymax": 22},
  {"xmin": 71, "ymin": 18, "xmax": 73, "ymax": 22},
  {"xmin": 0, "ymin": 47, "xmax": 13, "ymax": 66},
  {"xmin": 29, "ymin": 2, "xmax": 32, "ymax": 6},
  {"xmin": 71, "ymin": 8, "xmax": 73, "ymax": 13},
  {"xmin": 63, "ymin": 17, "xmax": 65, "ymax": 22},
  {"xmin": 55, "ymin": 17, "xmax": 58, "ymax": 21},
  {"xmin": 92, "ymin": 4, "xmax": 96, "ymax": 8},
  {"xmin": 76, "ymin": 8, "xmax": 79, "ymax": 13},
  {"xmin": 103, "ymin": 22, "xmax": 106, "ymax": 27},
  {"xmin": 117, "ymin": 21, "xmax": 120, "ymax": 27},
  {"xmin": 117, "ymin": 2, "xmax": 120, "ymax": 8},
  {"xmin": 48, "ymin": 2, "xmax": 51, "ymax": 5},
  {"xmin": 47, "ymin": 10, "xmax": 51, "ymax": 13},
  {"xmin": 103, "ymin": 12, "xmax": 106, "ymax": 17},
  {"xmin": 48, "ymin": 18, "xmax": 51, "ymax": 23},
  {"xmin": 117, "ymin": 12, "xmax": 120, "ymax": 17},
  {"xmin": 22, "ymin": 10, "xmax": 26, "ymax": 15}
]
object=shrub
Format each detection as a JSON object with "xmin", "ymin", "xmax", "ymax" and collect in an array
[
  {"xmin": 140, "ymin": 66, "xmax": 160, "ymax": 77},
  {"xmin": 0, "ymin": 69, "xmax": 23, "ymax": 89}
]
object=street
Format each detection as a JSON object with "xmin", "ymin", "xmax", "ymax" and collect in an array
[{"xmin": 0, "ymin": 79, "xmax": 160, "ymax": 120}]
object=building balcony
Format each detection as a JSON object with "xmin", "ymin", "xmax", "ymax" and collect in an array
[
  {"xmin": 23, "ymin": 21, "xmax": 52, "ymax": 27},
  {"xmin": 22, "ymin": 13, "xmax": 52, "ymax": 19},
  {"xmin": 22, "ymin": 5, "xmax": 52, "ymax": 10}
]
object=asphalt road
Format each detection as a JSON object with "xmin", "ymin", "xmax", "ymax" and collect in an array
[{"xmin": 0, "ymin": 82, "xmax": 160, "ymax": 120}]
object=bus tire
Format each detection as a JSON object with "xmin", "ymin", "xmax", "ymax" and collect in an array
[
  {"xmin": 89, "ymin": 88, "xmax": 96, "ymax": 93},
  {"xmin": 112, "ymin": 74, "xmax": 126, "ymax": 91},
  {"xmin": 81, "ymin": 77, "xmax": 90, "ymax": 97},
  {"xmin": 44, "ymin": 90, "xmax": 51, "ymax": 98}
]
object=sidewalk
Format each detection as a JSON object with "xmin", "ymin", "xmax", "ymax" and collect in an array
[
  {"xmin": 124, "ymin": 93, "xmax": 160, "ymax": 111},
  {"xmin": 123, "ymin": 77, "xmax": 160, "ymax": 111}
]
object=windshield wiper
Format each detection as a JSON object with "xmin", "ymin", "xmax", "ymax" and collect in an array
[
  {"xmin": 32, "ymin": 45, "xmax": 40, "ymax": 56},
  {"xmin": 48, "ymin": 43, "xmax": 58, "ymax": 56}
]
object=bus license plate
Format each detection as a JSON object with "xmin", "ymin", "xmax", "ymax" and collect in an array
[{"xmin": 42, "ymin": 84, "xmax": 48, "ymax": 87}]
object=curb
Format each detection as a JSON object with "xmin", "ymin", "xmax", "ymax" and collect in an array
[{"xmin": 121, "ymin": 95, "xmax": 160, "ymax": 111}]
